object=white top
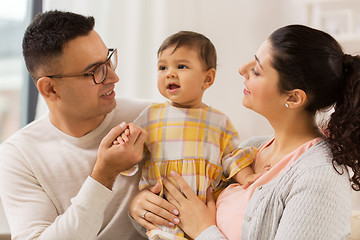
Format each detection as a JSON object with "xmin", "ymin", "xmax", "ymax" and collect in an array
[{"xmin": 0, "ymin": 97, "xmax": 149, "ymax": 240}]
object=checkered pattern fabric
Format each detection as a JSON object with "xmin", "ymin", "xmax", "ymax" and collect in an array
[
  {"xmin": 135, "ymin": 102, "xmax": 256, "ymax": 201},
  {"xmin": 146, "ymin": 228, "xmax": 188, "ymax": 240}
]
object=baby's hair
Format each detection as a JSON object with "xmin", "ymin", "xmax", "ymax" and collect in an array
[{"xmin": 158, "ymin": 31, "xmax": 217, "ymax": 70}]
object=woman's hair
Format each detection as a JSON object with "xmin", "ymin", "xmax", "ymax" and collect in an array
[
  {"xmin": 269, "ymin": 24, "xmax": 360, "ymax": 191},
  {"xmin": 157, "ymin": 31, "xmax": 217, "ymax": 70},
  {"xmin": 22, "ymin": 10, "xmax": 95, "ymax": 81}
]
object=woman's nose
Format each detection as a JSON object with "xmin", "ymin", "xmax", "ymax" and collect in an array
[{"xmin": 238, "ymin": 61, "xmax": 251, "ymax": 79}]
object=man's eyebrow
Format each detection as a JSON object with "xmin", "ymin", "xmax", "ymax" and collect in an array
[
  {"xmin": 83, "ymin": 50, "xmax": 110, "ymax": 72},
  {"xmin": 82, "ymin": 62, "xmax": 99, "ymax": 72},
  {"xmin": 255, "ymin": 55, "xmax": 264, "ymax": 69}
]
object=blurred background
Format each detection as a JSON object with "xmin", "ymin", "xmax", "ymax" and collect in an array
[{"xmin": 1, "ymin": 0, "xmax": 360, "ymax": 238}]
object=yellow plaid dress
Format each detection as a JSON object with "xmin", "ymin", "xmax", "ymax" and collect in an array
[
  {"xmin": 135, "ymin": 102, "xmax": 256, "ymax": 239},
  {"xmin": 135, "ymin": 102, "xmax": 256, "ymax": 201}
]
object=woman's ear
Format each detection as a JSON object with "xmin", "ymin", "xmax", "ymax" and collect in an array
[
  {"xmin": 285, "ymin": 89, "xmax": 307, "ymax": 109},
  {"xmin": 37, "ymin": 77, "xmax": 59, "ymax": 101},
  {"xmin": 202, "ymin": 68, "xmax": 216, "ymax": 90}
]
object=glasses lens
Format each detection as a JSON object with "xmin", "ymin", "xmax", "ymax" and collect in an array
[
  {"xmin": 93, "ymin": 64, "xmax": 107, "ymax": 84},
  {"xmin": 108, "ymin": 49, "xmax": 117, "ymax": 71},
  {"xmin": 93, "ymin": 49, "xmax": 117, "ymax": 84}
]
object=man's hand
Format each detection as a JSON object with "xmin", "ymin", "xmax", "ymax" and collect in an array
[{"xmin": 91, "ymin": 122, "xmax": 147, "ymax": 189}]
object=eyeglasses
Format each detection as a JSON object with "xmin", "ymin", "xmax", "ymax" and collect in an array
[{"xmin": 46, "ymin": 48, "xmax": 117, "ymax": 84}]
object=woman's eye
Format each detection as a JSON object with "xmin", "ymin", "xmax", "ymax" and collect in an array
[
  {"xmin": 178, "ymin": 65, "xmax": 187, "ymax": 69},
  {"xmin": 251, "ymin": 68, "xmax": 260, "ymax": 76}
]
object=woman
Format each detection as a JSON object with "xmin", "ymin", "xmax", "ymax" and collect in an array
[{"xmin": 130, "ymin": 25, "xmax": 360, "ymax": 240}]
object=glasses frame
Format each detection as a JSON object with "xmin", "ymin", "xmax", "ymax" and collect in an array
[{"xmin": 45, "ymin": 48, "xmax": 117, "ymax": 84}]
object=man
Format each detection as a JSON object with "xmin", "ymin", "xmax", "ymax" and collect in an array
[{"xmin": 0, "ymin": 10, "xmax": 149, "ymax": 239}]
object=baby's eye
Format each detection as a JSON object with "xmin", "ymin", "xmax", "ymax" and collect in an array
[
  {"xmin": 159, "ymin": 66, "xmax": 167, "ymax": 71},
  {"xmin": 178, "ymin": 65, "xmax": 187, "ymax": 69}
]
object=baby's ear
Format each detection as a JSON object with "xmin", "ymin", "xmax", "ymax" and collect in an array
[{"xmin": 202, "ymin": 68, "xmax": 216, "ymax": 90}]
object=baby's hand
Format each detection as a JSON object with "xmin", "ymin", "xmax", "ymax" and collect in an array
[
  {"xmin": 242, "ymin": 164, "xmax": 271, "ymax": 189},
  {"xmin": 113, "ymin": 126, "xmax": 130, "ymax": 146},
  {"xmin": 263, "ymin": 164, "xmax": 271, "ymax": 172}
]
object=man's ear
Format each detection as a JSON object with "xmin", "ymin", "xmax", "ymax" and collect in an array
[
  {"xmin": 285, "ymin": 89, "xmax": 307, "ymax": 109},
  {"xmin": 202, "ymin": 68, "xmax": 216, "ymax": 90},
  {"xmin": 37, "ymin": 77, "xmax": 59, "ymax": 101}
]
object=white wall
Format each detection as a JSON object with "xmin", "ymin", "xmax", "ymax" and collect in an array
[
  {"xmin": 41, "ymin": 0, "xmax": 308, "ymax": 140},
  {"xmin": 41, "ymin": 0, "xmax": 360, "ymax": 140}
]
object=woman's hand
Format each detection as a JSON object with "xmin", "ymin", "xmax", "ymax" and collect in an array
[
  {"xmin": 129, "ymin": 183, "xmax": 180, "ymax": 230},
  {"xmin": 163, "ymin": 171, "xmax": 216, "ymax": 239}
]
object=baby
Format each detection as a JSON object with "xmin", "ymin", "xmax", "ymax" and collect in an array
[{"xmin": 117, "ymin": 31, "xmax": 262, "ymax": 240}]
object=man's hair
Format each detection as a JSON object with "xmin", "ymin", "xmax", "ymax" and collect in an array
[
  {"xmin": 157, "ymin": 31, "xmax": 217, "ymax": 70},
  {"xmin": 22, "ymin": 10, "xmax": 95, "ymax": 81}
]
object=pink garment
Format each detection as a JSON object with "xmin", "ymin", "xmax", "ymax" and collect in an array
[{"xmin": 216, "ymin": 137, "xmax": 322, "ymax": 240}]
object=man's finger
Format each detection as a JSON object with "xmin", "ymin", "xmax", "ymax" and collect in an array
[
  {"xmin": 126, "ymin": 123, "xmax": 141, "ymax": 144},
  {"xmin": 100, "ymin": 122, "xmax": 127, "ymax": 148},
  {"xmin": 132, "ymin": 125, "xmax": 147, "ymax": 146}
]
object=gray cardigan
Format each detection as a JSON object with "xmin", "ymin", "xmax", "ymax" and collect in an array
[{"xmin": 196, "ymin": 138, "xmax": 352, "ymax": 240}]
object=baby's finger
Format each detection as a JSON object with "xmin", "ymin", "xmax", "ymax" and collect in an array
[
  {"xmin": 264, "ymin": 165, "xmax": 271, "ymax": 171},
  {"xmin": 124, "ymin": 128, "xmax": 130, "ymax": 135},
  {"xmin": 116, "ymin": 136, "xmax": 126, "ymax": 146},
  {"xmin": 120, "ymin": 132, "xmax": 129, "ymax": 143},
  {"xmin": 100, "ymin": 122, "xmax": 127, "ymax": 148}
]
